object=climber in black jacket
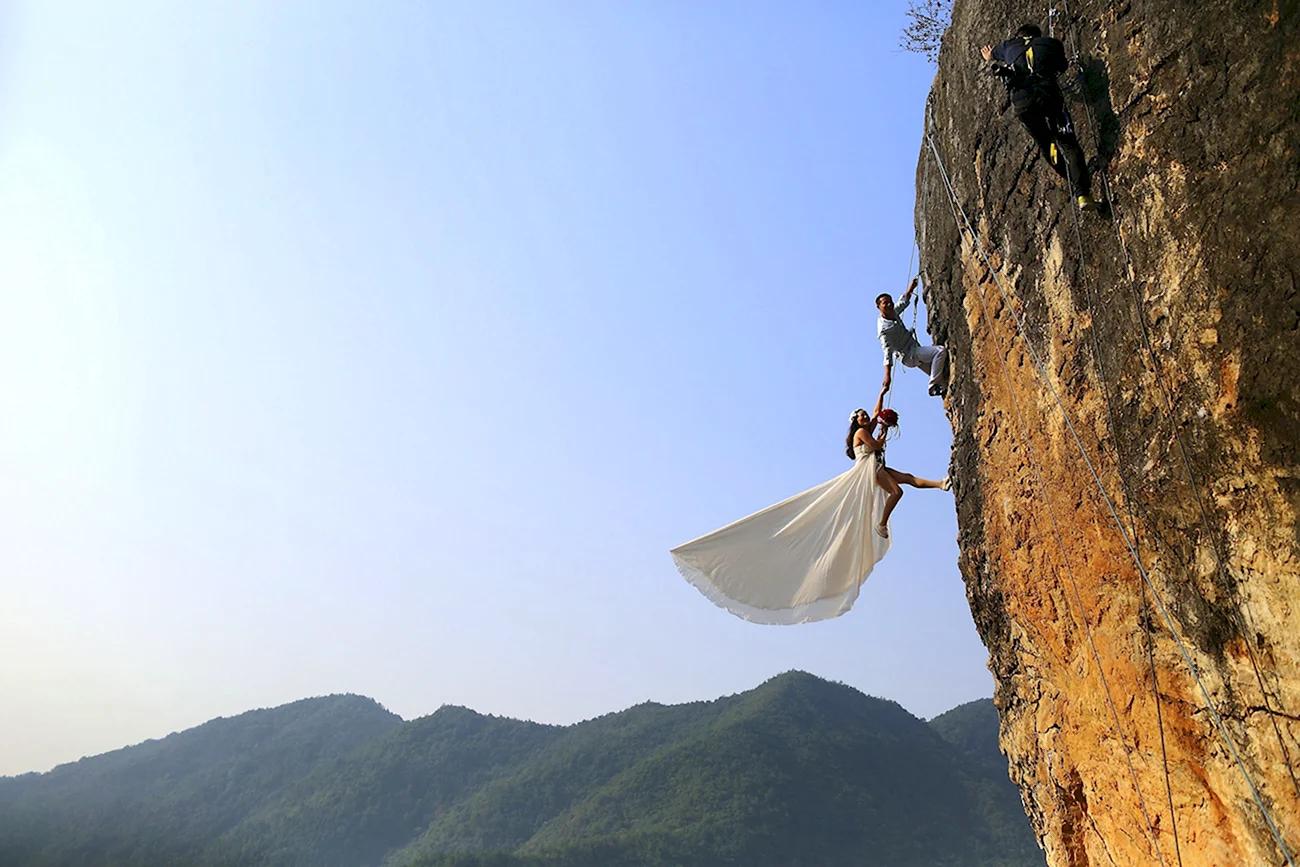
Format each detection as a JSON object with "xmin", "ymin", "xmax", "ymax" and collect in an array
[{"xmin": 981, "ymin": 24, "xmax": 1101, "ymax": 211}]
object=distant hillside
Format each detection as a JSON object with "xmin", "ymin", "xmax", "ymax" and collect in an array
[
  {"xmin": 0, "ymin": 694, "xmax": 401, "ymax": 867},
  {"xmin": 930, "ymin": 698, "xmax": 1008, "ymax": 775},
  {"xmin": 0, "ymin": 675, "xmax": 1043, "ymax": 867},
  {"xmin": 215, "ymin": 706, "xmax": 563, "ymax": 867}
]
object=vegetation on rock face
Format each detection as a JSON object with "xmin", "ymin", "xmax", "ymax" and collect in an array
[
  {"xmin": 900, "ymin": 0, "xmax": 953, "ymax": 63},
  {"xmin": 1, "ymin": 675, "xmax": 1043, "ymax": 867}
]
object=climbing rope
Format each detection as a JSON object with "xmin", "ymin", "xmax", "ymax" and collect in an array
[
  {"xmin": 1060, "ymin": 153, "xmax": 1187, "ymax": 864},
  {"xmin": 1043, "ymin": 2, "xmax": 1295, "ymax": 857},
  {"xmin": 885, "ymin": 241, "xmax": 919, "ymax": 412},
  {"xmin": 1057, "ymin": 0, "xmax": 1300, "ymax": 810},
  {"xmin": 1140, "ymin": 579, "xmax": 1183, "ymax": 867},
  {"xmin": 1034, "ymin": 20, "xmax": 1188, "ymax": 857},
  {"xmin": 908, "ymin": 243, "xmax": 920, "ymax": 334},
  {"xmin": 924, "ymin": 117, "xmax": 1295, "ymax": 865},
  {"xmin": 922, "ymin": 110, "xmax": 1296, "ymax": 866},
  {"xmin": 1058, "ymin": 139, "xmax": 1187, "ymax": 867},
  {"xmin": 887, "ymin": 132, "xmax": 933, "ymax": 413},
  {"xmin": 911, "ymin": 136, "xmax": 931, "ymax": 340},
  {"xmin": 922, "ymin": 113, "xmax": 1168, "ymax": 866}
]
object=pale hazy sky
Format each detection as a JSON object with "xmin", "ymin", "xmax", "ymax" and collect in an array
[{"xmin": 1, "ymin": 1, "xmax": 989, "ymax": 777}]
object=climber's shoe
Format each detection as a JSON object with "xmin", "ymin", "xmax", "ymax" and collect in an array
[
  {"xmin": 1077, "ymin": 194, "xmax": 1103, "ymax": 212},
  {"xmin": 941, "ymin": 476, "xmax": 952, "ymax": 492},
  {"xmin": 928, "ymin": 382, "xmax": 946, "ymax": 397},
  {"xmin": 877, "ymin": 523, "xmax": 890, "ymax": 539}
]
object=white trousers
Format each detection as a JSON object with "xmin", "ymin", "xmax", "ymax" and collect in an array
[{"xmin": 901, "ymin": 344, "xmax": 948, "ymax": 391}]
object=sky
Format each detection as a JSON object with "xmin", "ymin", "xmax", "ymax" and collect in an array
[{"xmin": 0, "ymin": 1, "xmax": 989, "ymax": 777}]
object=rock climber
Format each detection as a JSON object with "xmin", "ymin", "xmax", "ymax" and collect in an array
[
  {"xmin": 878, "ymin": 277, "xmax": 948, "ymax": 398},
  {"xmin": 981, "ymin": 23, "xmax": 1101, "ymax": 211}
]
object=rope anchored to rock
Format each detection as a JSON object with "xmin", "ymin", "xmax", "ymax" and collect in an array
[{"xmin": 922, "ymin": 101, "xmax": 1296, "ymax": 867}]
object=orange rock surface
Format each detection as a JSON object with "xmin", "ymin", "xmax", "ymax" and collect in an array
[{"xmin": 920, "ymin": 1, "xmax": 1300, "ymax": 864}]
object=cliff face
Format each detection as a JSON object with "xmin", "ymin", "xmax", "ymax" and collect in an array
[{"xmin": 919, "ymin": 1, "xmax": 1300, "ymax": 865}]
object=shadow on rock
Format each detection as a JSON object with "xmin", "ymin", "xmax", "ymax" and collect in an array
[{"xmin": 1064, "ymin": 55, "xmax": 1121, "ymax": 174}]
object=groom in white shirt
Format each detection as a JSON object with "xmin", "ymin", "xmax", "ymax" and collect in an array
[{"xmin": 877, "ymin": 277, "xmax": 948, "ymax": 397}]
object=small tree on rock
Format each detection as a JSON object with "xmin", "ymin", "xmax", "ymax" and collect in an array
[{"xmin": 900, "ymin": 0, "xmax": 953, "ymax": 64}]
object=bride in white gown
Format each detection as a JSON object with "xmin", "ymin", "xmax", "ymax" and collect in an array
[{"xmin": 671, "ymin": 382, "xmax": 950, "ymax": 625}]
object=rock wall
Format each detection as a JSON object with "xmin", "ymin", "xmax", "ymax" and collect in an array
[{"xmin": 918, "ymin": 1, "xmax": 1300, "ymax": 864}]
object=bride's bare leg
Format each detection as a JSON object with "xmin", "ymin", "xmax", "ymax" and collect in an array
[
  {"xmin": 876, "ymin": 468, "xmax": 903, "ymax": 530},
  {"xmin": 884, "ymin": 468, "xmax": 944, "ymax": 490}
]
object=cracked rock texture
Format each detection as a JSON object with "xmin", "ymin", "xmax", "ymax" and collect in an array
[{"xmin": 917, "ymin": 1, "xmax": 1300, "ymax": 864}]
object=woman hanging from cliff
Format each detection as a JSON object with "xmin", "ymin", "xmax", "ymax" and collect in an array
[
  {"xmin": 854, "ymin": 390, "xmax": 951, "ymax": 539},
  {"xmin": 670, "ymin": 382, "xmax": 950, "ymax": 625}
]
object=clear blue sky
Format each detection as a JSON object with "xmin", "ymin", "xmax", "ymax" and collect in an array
[{"xmin": 0, "ymin": 1, "xmax": 988, "ymax": 776}]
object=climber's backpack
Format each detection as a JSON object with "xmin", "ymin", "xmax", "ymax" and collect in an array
[{"xmin": 995, "ymin": 36, "xmax": 1070, "ymax": 113}]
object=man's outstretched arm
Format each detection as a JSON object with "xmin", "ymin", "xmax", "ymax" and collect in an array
[
  {"xmin": 981, "ymin": 43, "xmax": 1017, "ymax": 79},
  {"xmin": 896, "ymin": 277, "xmax": 918, "ymax": 314}
]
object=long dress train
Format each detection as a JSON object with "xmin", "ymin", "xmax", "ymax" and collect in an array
[{"xmin": 670, "ymin": 443, "xmax": 892, "ymax": 625}]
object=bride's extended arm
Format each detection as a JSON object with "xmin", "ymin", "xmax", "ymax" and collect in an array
[{"xmin": 864, "ymin": 385, "xmax": 886, "ymax": 438}]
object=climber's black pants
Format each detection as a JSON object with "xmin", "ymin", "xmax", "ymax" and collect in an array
[{"xmin": 1016, "ymin": 97, "xmax": 1091, "ymax": 198}]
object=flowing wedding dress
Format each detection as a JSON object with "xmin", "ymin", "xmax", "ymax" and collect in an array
[{"xmin": 670, "ymin": 443, "xmax": 892, "ymax": 625}]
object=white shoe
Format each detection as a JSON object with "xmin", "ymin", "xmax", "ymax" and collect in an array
[
  {"xmin": 877, "ymin": 523, "xmax": 890, "ymax": 539},
  {"xmin": 941, "ymin": 476, "xmax": 952, "ymax": 492}
]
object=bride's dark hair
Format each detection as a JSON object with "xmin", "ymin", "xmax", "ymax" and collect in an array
[{"xmin": 845, "ymin": 410, "xmax": 866, "ymax": 460}]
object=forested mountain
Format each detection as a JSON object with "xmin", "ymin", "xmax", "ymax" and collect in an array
[
  {"xmin": 0, "ymin": 674, "xmax": 1043, "ymax": 867},
  {"xmin": 930, "ymin": 697, "xmax": 1011, "ymax": 775},
  {"xmin": 0, "ymin": 694, "xmax": 402, "ymax": 866}
]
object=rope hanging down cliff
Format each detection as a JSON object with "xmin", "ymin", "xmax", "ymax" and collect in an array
[
  {"xmin": 887, "ymin": 149, "xmax": 931, "ymax": 412},
  {"xmin": 923, "ymin": 106, "xmax": 1167, "ymax": 867},
  {"xmin": 1033, "ymin": 9, "xmax": 1186, "ymax": 858},
  {"xmin": 1054, "ymin": 0, "xmax": 1300, "ymax": 810},
  {"xmin": 885, "ymin": 242, "xmax": 917, "ymax": 413},
  {"xmin": 1057, "ymin": 142, "xmax": 1187, "ymax": 867},
  {"xmin": 1042, "ymin": 4, "xmax": 1296, "ymax": 858},
  {"xmin": 921, "ymin": 110, "xmax": 1297, "ymax": 867},
  {"xmin": 1048, "ymin": 81, "xmax": 1188, "ymax": 867}
]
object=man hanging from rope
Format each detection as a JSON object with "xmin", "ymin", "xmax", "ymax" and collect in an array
[
  {"xmin": 981, "ymin": 24, "xmax": 1102, "ymax": 212},
  {"xmin": 878, "ymin": 277, "xmax": 948, "ymax": 398}
]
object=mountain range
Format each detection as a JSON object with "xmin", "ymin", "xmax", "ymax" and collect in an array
[{"xmin": 0, "ymin": 672, "xmax": 1043, "ymax": 867}]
